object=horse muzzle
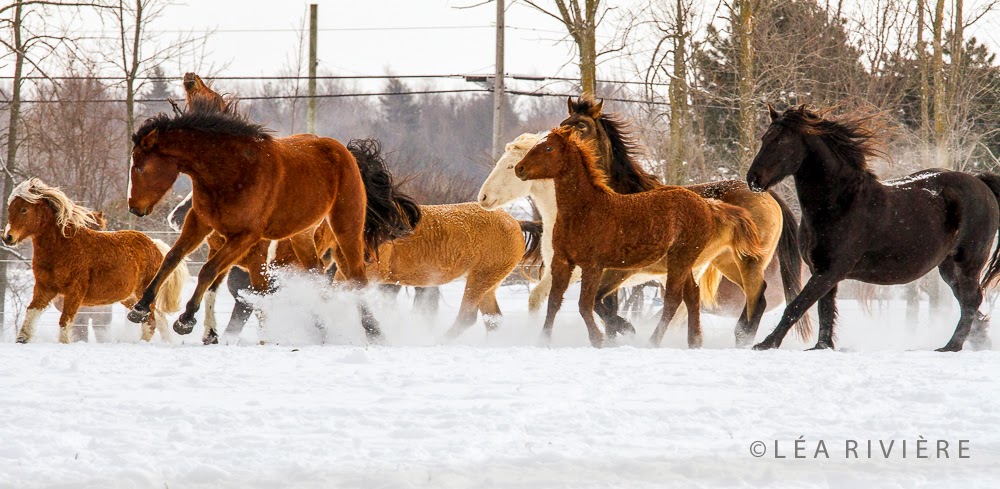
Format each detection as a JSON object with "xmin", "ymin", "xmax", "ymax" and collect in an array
[
  {"xmin": 128, "ymin": 206, "xmax": 149, "ymax": 217},
  {"xmin": 3, "ymin": 234, "xmax": 18, "ymax": 246},
  {"xmin": 746, "ymin": 173, "xmax": 769, "ymax": 193}
]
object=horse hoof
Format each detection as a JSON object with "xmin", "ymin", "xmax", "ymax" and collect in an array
[
  {"xmin": 173, "ymin": 317, "xmax": 196, "ymax": 335},
  {"xmin": 589, "ymin": 334, "xmax": 605, "ymax": 348},
  {"xmin": 935, "ymin": 344, "xmax": 962, "ymax": 352},
  {"xmin": 806, "ymin": 343, "xmax": 834, "ymax": 351},
  {"xmin": 15, "ymin": 336, "xmax": 27, "ymax": 344},
  {"xmin": 752, "ymin": 341, "xmax": 777, "ymax": 351},
  {"xmin": 127, "ymin": 307, "xmax": 150, "ymax": 324},
  {"xmin": 203, "ymin": 330, "xmax": 219, "ymax": 345}
]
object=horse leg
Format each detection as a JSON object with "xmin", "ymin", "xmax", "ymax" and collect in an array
[
  {"xmin": 130, "ymin": 214, "xmax": 212, "ymax": 324},
  {"xmin": 174, "ymin": 233, "xmax": 260, "ymax": 336},
  {"xmin": 478, "ymin": 288, "xmax": 502, "ymax": 332},
  {"xmin": 541, "ymin": 257, "xmax": 574, "ymax": 344},
  {"xmin": 326, "ymin": 212, "xmax": 382, "ymax": 341},
  {"xmin": 650, "ymin": 271, "xmax": 689, "ymax": 347},
  {"xmin": 682, "ymin": 274, "xmax": 702, "ymax": 349},
  {"xmin": 754, "ymin": 270, "xmax": 848, "ymax": 350},
  {"xmin": 202, "ymin": 272, "xmax": 228, "ymax": 345},
  {"xmin": 593, "ymin": 269, "xmax": 637, "ymax": 338},
  {"xmin": 16, "ymin": 285, "xmax": 56, "ymax": 344},
  {"xmin": 937, "ymin": 257, "xmax": 985, "ymax": 352},
  {"xmin": 444, "ymin": 275, "xmax": 494, "ymax": 339},
  {"xmin": 220, "ymin": 267, "xmax": 254, "ymax": 344},
  {"xmin": 716, "ymin": 255, "xmax": 769, "ymax": 348},
  {"xmin": 289, "ymin": 230, "xmax": 323, "ymax": 271},
  {"xmin": 810, "ymin": 283, "xmax": 839, "ymax": 350},
  {"xmin": 577, "ymin": 267, "xmax": 606, "ymax": 348},
  {"xmin": 57, "ymin": 292, "xmax": 84, "ymax": 344},
  {"xmin": 414, "ymin": 287, "xmax": 441, "ymax": 317},
  {"xmin": 528, "ymin": 271, "xmax": 552, "ymax": 313}
]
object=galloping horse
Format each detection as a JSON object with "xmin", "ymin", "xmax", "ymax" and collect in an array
[
  {"xmin": 126, "ymin": 99, "xmax": 420, "ymax": 341},
  {"xmin": 556, "ymin": 95, "xmax": 809, "ymax": 346},
  {"xmin": 334, "ymin": 201, "xmax": 541, "ymax": 338},
  {"xmin": 4, "ymin": 178, "xmax": 189, "ymax": 343},
  {"xmin": 747, "ymin": 105, "xmax": 999, "ymax": 351},
  {"xmin": 514, "ymin": 127, "xmax": 766, "ymax": 347}
]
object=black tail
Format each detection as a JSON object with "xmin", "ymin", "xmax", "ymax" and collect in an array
[
  {"xmin": 771, "ymin": 190, "xmax": 813, "ymax": 341},
  {"xmin": 348, "ymin": 138, "xmax": 422, "ymax": 259},
  {"xmin": 976, "ymin": 173, "xmax": 1000, "ymax": 289},
  {"xmin": 519, "ymin": 220, "xmax": 543, "ymax": 263}
]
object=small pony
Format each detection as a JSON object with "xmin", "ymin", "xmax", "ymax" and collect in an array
[
  {"xmin": 3, "ymin": 178, "xmax": 189, "ymax": 343},
  {"xmin": 514, "ymin": 127, "xmax": 766, "ymax": 347}
]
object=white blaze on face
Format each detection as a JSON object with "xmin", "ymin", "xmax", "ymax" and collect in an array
[
  {"xmin": 3, "ymin": 222, "xmax": 9, "ymax": 238},
  {"xmin": 127, "ymin": 155, "xmax": 134, "ymax": 201}
]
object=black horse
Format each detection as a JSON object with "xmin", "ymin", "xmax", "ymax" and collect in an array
[{"xmin": 747, "ymin": 105, "xmax": 999, "ymax": 351}]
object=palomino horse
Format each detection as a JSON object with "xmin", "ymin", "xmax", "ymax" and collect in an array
[
  {"xmin": 480, "ymin": 132, "xmax": 805, "ymax": 346},
  {"xmin": 557, "ymin": 96, "xmax": 810, "ymax": 346},
  {"xmin": 514, "ymin": 127, "xmax": 766, "ymax": 347},
  {"xmin": 748, "ymin": 105, "xmax": 999, "ymax": 351},
  {"xmin": 3, "ymin": 178, "xmax": 189, "ymax": 343},
  {"xmin": 126, "ymin": 98, "xmax": 420, "ymax": 340},
  {"xmin": 167, "ymin": 192, "xmax": 338, "ymax": 344},
  {"xmin": 332, "ymin": 201, "xmax": 541, "ymax": 338}
]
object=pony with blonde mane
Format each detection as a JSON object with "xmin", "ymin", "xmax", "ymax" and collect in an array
[
  {"xmin": 513, "ymin": 127, "xmax": 766, "ymax": 347},
  {"xmin": 3, "ymin": 178, "xmax": 189, "ymax": 343}
]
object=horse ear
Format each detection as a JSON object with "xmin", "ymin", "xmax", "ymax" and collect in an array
[
  {"xmin": 768, "ymin": 104, "xmax": 780, "ymax": 122},
  {"xmin": 588, "ymin": 99, "xmax": 604, "ymax": 119},
  {"xmin": 797, "ymin": 104, "xmax": 807, "ymax": 115},
  {"xmin": 139, "ymin": 128, "xmax": 158, "ymax": 151},
  {"xmin": 567, "ymin": 96, "xmax": 575, "ymax": 115}
]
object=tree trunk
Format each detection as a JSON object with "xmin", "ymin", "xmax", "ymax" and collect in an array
[
  {"xmin": 932, "ymin": 0, "xmax": 948, "ymax": 168},
  {"xmin": 668, "ymin": 0, "xmax": 687, "ymax": 184},
  {"xmin": 917, "ymin": 0, "xmax": 930, "ymax": 144},
  {"xmin": 579, "ymin": 29, "xmax": 597, "ymax": 95},
  {"xmin": 948, "ymin": 0, "xmax": 963, "ymax": 169},
  {"xmin": 734, "ymin": 0, "xmax": 757, "ymax": 172},
  {"xmin": 1, "ymin": 1, "xmax": 25, "ymax": 328}
]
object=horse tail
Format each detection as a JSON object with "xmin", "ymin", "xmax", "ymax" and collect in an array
[
  {"xmin": 976, "ymin": 173, "xmax": 1000, "ymax": 289},
  {"xmin": 706, "ymin": 200, "xmax": 767, "ymax": 259},
  {"xmin": 347, "ymin": 138, "xmax": 422, "ymax": 258},
  {"xmin": 519, "ymin": 220, "xmax": 543, "ymax": 263},
  {"xmin": 698, "ymin": 265, "xmax": 723, "ymax": 309},
  {"xmin": 770, "ymin": 191, "xmax": 813, "ymax": 341},
  {"xmin": 152, "ymin": 239, "xmax": 190, "ymax": 314}
]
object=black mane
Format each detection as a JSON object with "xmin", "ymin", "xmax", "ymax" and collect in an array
[
  {"xmin": 569, "ymin": 96, "xmax": 661, "ymax": 193},
  {"xmin": 132, "ymin": 98, "xmax": 271, "ymax": 146},
  {"xmin": 775, "ymin": 106, "xmax": 886, "ymax": 175}
]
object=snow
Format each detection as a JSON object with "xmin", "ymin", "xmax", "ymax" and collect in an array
[{"xmin": 1, "ymin": 275, "xmax": 998, "ymax": 488}]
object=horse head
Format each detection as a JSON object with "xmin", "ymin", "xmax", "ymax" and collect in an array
[
  {"xmin": 129, "ymin": 127, "xmax": 181, "ymax": 217},
  {"xmin": 479, "ymin": 132, "xmax": 544, "ymax": 210},
  {"xmin": 746, "ymin": 105, "xmax": 814, "ymax": 192}
]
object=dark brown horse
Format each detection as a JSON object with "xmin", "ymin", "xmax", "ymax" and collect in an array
[
  {"xmin": 515, "ymin": 126, "xmax": 766, "ymax": 347},
  {"xmin": 747, "ymin": 105, "xmax": 998, "ymax": 351},
  {"xmin": 126, "ymin": 99, "xmax": 420, "ymax": 340},
  {"xmin": 561, "ymin": 95, "xmax": 809, "ymax": 346}
]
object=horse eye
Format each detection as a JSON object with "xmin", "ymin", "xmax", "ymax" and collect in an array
[
  {"xmin": 19, "ymin": 207, "xmax": 27, "ymax": 214},
  {"xmin": 544, "ymin": 146, "xmax": 553, "ymax": 152},
  {"xmin": 134, "ymin": 166, "xmax": 144, "ymax": 174},
  {"xmin": 507, "ymin": 165, "xmax": 514, "ymax": 169},
  {"xmin": 577, "ymin": 122, "xmax": 586, "ymax": 129}
]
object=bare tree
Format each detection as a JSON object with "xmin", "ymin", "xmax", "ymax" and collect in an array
[{"xmin": 521, "ymin": 0, "xmax": 610, "ymax": 95}]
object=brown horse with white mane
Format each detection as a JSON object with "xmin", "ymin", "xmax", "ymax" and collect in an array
[
  {"xmin": 3, "ymin": 178, "xmax": 189, "ymax": 343},
  {"xmin": 126, "ymin": 98, "xmax": 419, "ymax": 340},
  {"xmin": 515, "ymin": 127, "xmax": 766, "ymax": 347}
]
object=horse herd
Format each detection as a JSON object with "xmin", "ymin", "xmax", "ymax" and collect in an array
[{"xmin": 4, "ymin": 74, "xmax": 998, "ymax": 352}]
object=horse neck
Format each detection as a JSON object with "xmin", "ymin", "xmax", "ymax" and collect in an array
[
  {"xmin": 551, "ymin": 156, "xmax": 607, "ymax": 220},
  {"xmin": 169, "ymin": 131, "xmax": 258, "ymax": 189},
  {"xmin": 528, "ymin": 180, "xmax": 558, "ymax": 226},
  {"xmin": 30, "ymin": 220, "xmax": 85, "ymax": 256},
  {"xmin": 592, "ymin": 123, "xmax": 615, "ymax": 176},
  {"xmin": 793, "ymin": 135, "xmax": 883, "ymax": 211}
]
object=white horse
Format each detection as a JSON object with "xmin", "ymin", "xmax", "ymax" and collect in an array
[{"xmin": 479, "ymin": 133, "xmax": 669, "ymax": 318}]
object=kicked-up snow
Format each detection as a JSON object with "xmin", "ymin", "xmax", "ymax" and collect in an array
[{"xmin": 0, "ymin": 275, "xmax": 997, "ymax": 488}]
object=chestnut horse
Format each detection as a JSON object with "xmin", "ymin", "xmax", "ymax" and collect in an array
[
  {"xmin": 514, "ymin": 127, "xmax": 766, "ymax": 347},
  {"xmin": 748, "ymin": 105, "xmax": 999, "ymax": 351},
  {"xmin": 558, "ymin": 95, "xmax": 810, "ymax": 346},
  {"xmin": 126, "ymin": 99, "xmax": 420, "ymax": 340},
  {"xmin": 3, "ymin": 178, "xmax": 189, "ymax": 343}
]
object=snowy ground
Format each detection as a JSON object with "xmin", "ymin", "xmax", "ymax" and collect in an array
[{"xmin": 1, "ymin": 275, "xmax": 998, "ymax": 488}]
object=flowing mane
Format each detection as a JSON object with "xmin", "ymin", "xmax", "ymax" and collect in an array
[
  {"xmin": 774, "ymin": 106, "xmax": 887, "ymax": 176},
  {"xmin": 568, "ymin": 95, "xmax": 661, "ymax": 192},
  {"xmin": 505, "ymin": 132, "xmax": 545, "ymax": 154},
  {"xmin": 9, "ymin": 178, "xmax": 99, "ymax": 236},
  {"xmin": 551, "ymin": 126, "xmax": 612, "ymax": 193},
  {"xmin": 132, "ymin": 97, "xmax": 270, "ymax": 145}
]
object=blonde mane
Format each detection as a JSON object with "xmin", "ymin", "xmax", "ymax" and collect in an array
[
  {"xmin": 9, "ymin": 178, "xmax": 99, "ymax": 236},
  {"xmin": 504, "ymin": 132, "xmax": 545, "ymax": 154},
  {"xmin": 551, "ymin": 126, "xmax": 612, "ymax": 192}
]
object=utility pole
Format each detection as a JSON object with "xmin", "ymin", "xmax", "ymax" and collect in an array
[
  {"xmin": 307, "ymin": 3, "xmax": 318, "ymax": 134},
  {"xmin": 492, "ymin": 0, "xmax": 505, "ymax": 160}
]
